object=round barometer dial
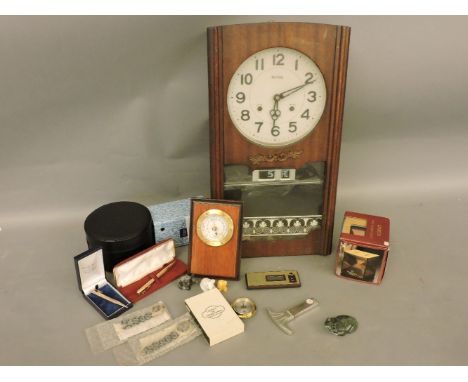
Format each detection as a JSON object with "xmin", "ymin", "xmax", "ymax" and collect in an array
[
  {"xmin": 227, "ymin": 47, "xmax": 327, "ymax": 148},
  {"xmin": 196, "ymin": 209, "xmax": 234, "ymax": 247}
]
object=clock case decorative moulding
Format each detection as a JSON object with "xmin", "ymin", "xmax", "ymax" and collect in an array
[{"xmin": 208, "ymin": 22, "xmax": 351, "ymax": 258}]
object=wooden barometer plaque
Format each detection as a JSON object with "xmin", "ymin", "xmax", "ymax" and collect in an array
[
  {"xmin": 188, "ymin": 198, "xmax": 243, "ymax": 279},
  {"xmin": 207, "ymin": 22, "xmax": 351, "ymax": 257}
]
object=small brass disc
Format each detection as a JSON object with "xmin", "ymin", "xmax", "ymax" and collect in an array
[{"xmin": 231, "ymin": 297, "xmax": 257, "ymax": 319}]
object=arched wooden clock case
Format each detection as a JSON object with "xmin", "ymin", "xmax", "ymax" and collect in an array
[{"xmin": 208, "ymin": 22, "xmax": 351, "ymax": 258}]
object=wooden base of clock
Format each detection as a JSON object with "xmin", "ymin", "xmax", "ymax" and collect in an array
[{"xmin": 208, "ymin": 22, "xmax": 351, "ymax": 258}]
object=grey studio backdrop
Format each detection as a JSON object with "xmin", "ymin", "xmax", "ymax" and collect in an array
[{"xmin": 0, "ymin": 16, "xmax": 467, "ymax": 365}]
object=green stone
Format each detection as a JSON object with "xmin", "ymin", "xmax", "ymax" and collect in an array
[{"xmin": 324, "ymin": 315, "xmax": 358, "ymax": 336}]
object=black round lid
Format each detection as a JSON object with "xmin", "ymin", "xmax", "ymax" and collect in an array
[{"xmin": 84, "ymin": 201, "xmax": 154, "ymax": 254}]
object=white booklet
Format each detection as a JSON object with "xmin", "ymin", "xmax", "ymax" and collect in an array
[{"xmin": 185, "ymin": 288, "xmax": 244, "ymax": 346}]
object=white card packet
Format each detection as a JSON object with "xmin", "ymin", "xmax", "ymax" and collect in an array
[
  {"xmin": 85, "ymin": 301, "xmax": 171, "ymax": 354},
  {"xmin": 112, "ymin": 312, "xmax": 201, "ymax": 365},
  {"xmin": 185, "ymin": 288, "xmax": 244, "ymax": 346}
]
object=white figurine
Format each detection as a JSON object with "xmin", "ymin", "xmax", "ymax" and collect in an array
[{"xmin": 199, "ymin": 277, "xmax": 216, "ymax": 292}]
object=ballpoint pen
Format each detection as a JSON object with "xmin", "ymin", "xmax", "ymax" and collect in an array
[
  {"xmin": 137, "ymin": 260, "xmax": 177, "ymax": 295},
  {"xmin": 91, "ymin": 286, "xmax": 127, "ymax": 308}
]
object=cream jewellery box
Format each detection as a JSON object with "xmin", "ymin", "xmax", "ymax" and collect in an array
[
  {"xmin": 74, "ymin": 247, "xmax": 133, "ymax": 320},
  {"xmin": 113, "ymin": 239, "xmax": 187, "ymax": 303},
  {"xmin": 185, "ymin": 288, "xmax": 244, "ymax": 346}
]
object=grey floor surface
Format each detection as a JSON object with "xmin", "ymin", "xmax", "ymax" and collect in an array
[{"xmin": 1, "ymin": 135, "xmax": 467, "ymax": 365}]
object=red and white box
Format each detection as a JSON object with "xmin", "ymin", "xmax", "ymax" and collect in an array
[{"xmin": 336, "ymin": 211, "xmax": 390, "ymax": 285}]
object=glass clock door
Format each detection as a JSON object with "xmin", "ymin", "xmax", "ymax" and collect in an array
[{"xmin": 223, "ymin": 161, "xmax": 325, "ymax": 240}]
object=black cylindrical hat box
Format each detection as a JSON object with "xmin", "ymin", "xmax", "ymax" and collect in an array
[{"xmin": 84, "ymin": 201, "xmax": 155, "ymax": 272}]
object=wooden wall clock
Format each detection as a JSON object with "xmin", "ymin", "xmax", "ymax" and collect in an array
[{"xmin": 207, "ymin": 22, "xmax": 351, "ymax": 258}]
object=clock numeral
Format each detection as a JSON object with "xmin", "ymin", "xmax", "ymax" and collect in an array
[
  {"xmin": 264, "ymin": 170, "xmax": 275, "ymax": 179},
  {"xmin": 241, "ymin": 110, "xmax": 250, "ymax": 121},
  {"xmin": 236, "ymin": 92, "xmax": 246, "ymax": 103},
  {"xmin": 271, "ymin": 125, "xmax": 280, "ymax": 137},
  {"xmin": 307, "ymin": 91, "xmax": 317, "ymax": 102},
  {"xmin": 255, "ymin": 121, "xmax": 263, "ymax": 133},
  {"xmin": 273, "ymin": 53, "xmax": 285, "ymax": 66},
  {"xmin": 295, "ymin": 59, "xmax": 299, "ymax": 71},
  {"xmin": 255, "ymin": 58, "xmax": 264, "ymax": 71},
  {"xmin": 305, "ymin": 72, "xmax": 314, "ymax": 84},
  {"xmin": 289, "ymin": 121, "xmax": 297, "ymax": 132},
  {"xmin": 240, "ymin": 73, "xmax": 253, "ymax": 85},
  {"xmin": 301, "ymin": 109, "xmax": 310, "ymax": 120}
]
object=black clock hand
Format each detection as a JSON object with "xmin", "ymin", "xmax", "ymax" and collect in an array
[
  {"xmin": 269, "ymin": 80, "xmax": 315, "ymax": 128},
  {"xmin": 269, "ymin": 99, "xmax": 281, "ymax": 131},
  {"xmin": 269, "ymin": 98, "xmax": 281, "ymax": 127},
  {"xmin": 277, "ymin": 79, "xmax": 316, "ymax": 100},
  {"xmin": 270, "ymin": 79, "xmax": 313, "ymax": 127}
]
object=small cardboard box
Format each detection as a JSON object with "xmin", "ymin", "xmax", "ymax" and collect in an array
[
  {"xmin": 336, "ymin": 211, "xmax": 390, "ymax": 285},
  {"xmin": 185, "ymin": 288, "xmax": 244, "ymax": 346}
]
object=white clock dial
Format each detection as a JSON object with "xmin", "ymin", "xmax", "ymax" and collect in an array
[
  {"xmin": 196, "ymin": 209, "xmax": 234, "ymax": 247},
  {"xmin": 227, "ymin": 47, "xmax": 327, "ymax": 147}
]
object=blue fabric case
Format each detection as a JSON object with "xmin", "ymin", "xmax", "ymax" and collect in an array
[
  {"xmin": 74, "ymin": 247, "xmax": 133, "ymax": 320},
  {"xmin": 87, "ymin": 284, "xmax": 129, "ymax": 317}
]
